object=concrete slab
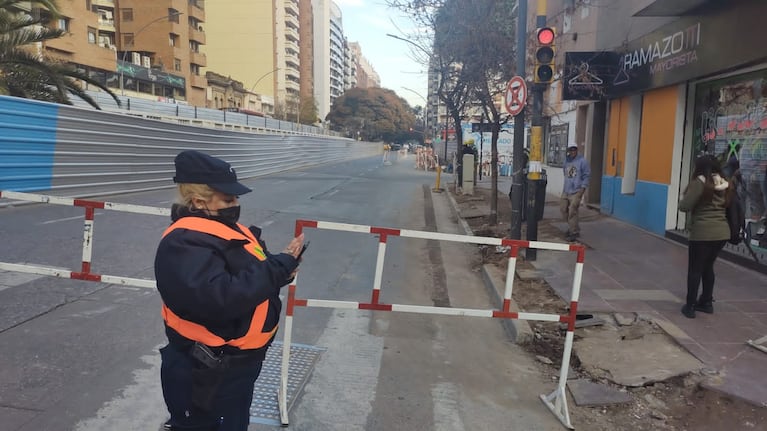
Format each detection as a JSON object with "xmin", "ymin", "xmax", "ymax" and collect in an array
[
  {"xmin": 458, "ymin": 207, "xmax": 487, "ymax": 218},
  {"xmin": 703, "ymin": 349, "xmax": 767, "ymax": 408},
  {"xmin": 575, "ymin": 329, "xmax": 704, "ymax": 387},
  {"xmin": 593, "ymin": 289, "xmax": 681, "ymax": 302},
  {"xmin": 516, "ymin": 268, "xmax": 545, "ymax": 280},
  {"xmin": 567, "ymin": 379, "xmax": 632, "ymax": 406},
  {"xmin": 614, "ymin": 312, "xmax": 637, "ymax": 326}
]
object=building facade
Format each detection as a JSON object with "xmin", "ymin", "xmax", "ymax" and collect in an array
[
  {"xmin": 538, "ymin": 0, "xmax": 767, "ymax": 265},
  {"xmin": 38, "ymin": 0, "xmax": 191, "ymax": 105}
]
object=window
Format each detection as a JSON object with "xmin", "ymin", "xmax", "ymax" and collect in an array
[
  {"xmin": 87, "ymin": 27, "xmax": 97, "ymax": 44},
  {"xmin": 168, "ymin": 9, "xmax": 180, "ymax": 23},
  {"xmin": 122, "ymin": 8, "xmax": 133, "ymax": 21},
  {"xmin": 174, "ymin": 58, "xmax": 182, "ymax": 72},
  {"xmin": 86, "ymin": 0, "xmax": 91, "ymax": 11},
  {"xmin": 123, "ymin": 33, "xmax": 134, "ymax": 47},
  {"xmin": 169, "ymin": 34, "xmax": 178, "ymax": 47},
  {"xmin": 190, "ymin": 64, "xmax": 200, "ymax": 75},
  {"xmin": 58, "ymin": 18, "xmax": 70, "ymax": 32}
]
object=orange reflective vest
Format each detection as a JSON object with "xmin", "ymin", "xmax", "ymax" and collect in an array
[{"xmin": 160, "ymin": 217, "xmax": 277, "ymax": 350}]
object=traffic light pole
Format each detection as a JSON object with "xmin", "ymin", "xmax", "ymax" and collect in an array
[
  {"xmin": 526, "ymin": 1, "xmax": 548, "ymax": 261},
  {"xmin": 509, "ymin": 0, "xmax": 527, "ymax": 241}
]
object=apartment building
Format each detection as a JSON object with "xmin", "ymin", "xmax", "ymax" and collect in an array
[
  {"xmin": 348, "ymin": 42, "xmax": 377, "ymax": 90},
  {"xmin": 116, "ymin": 0, "xmax": 207, "ymax": 106},
  {"xmin": 36, "ymin": 0, "xmax": 192, "ymax": 104},
  {"xmin": 205, "ymin": 0, "xmax": 302, "ymax": 118},
  {"xmin": 312, "ymin": 0, "xmax": 342, "ymax": 122},
  {"xmin": 537, "ymin": 0, "xmax": 767, "ymax": 265}
]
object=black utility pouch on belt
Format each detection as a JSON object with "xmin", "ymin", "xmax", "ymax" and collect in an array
[
  {"xmin": 190, "ymin": 342, "xmax": 225, "ymax": 411},
  {"xmin": 191, "ymin": 342, "xmax": 223, "ymax": 369}
]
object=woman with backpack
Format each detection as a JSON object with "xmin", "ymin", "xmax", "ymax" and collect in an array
[{"xmin": 678, "ymin": 155, "xmax": 733, "ymax": 318}]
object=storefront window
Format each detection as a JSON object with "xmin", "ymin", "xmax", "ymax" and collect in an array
[{"xmin": 692, "ymin": 69, "xmax": 767, "ymax": 221}]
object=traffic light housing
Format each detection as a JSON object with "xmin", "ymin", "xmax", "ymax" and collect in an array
[{"xmin": 534, "ymin": 27, "xmax": 556, "ymax": 84}]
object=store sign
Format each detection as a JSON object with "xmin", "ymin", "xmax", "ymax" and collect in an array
[
  {"xmin": 609, "ymin": 1, "xmax": 767, "ymax": 97},
  {"xmin": 117, "ymin": 60, "xmax": 186, "ymax": 89}
]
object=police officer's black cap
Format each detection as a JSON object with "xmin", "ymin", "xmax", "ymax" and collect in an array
[{"xmin": 173, "ymin": 150, "xmax": 252, "ymax": 196}]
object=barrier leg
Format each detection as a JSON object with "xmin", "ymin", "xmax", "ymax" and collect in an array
[
  {"xmin": 540, "ymin": 330, "xmax": 574, "ymax": 429},
  {"xmin": 278, "ymin": 284, "xmax": 297, "ymax": 426}
]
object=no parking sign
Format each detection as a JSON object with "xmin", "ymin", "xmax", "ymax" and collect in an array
[{"xmin": 504, "ymin": 76, "xmax": 527, "ymax": 116}]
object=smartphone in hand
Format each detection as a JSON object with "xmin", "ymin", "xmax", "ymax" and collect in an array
[{"xmin": 297, "ymin": 241, "xmax": 310, "ymax": 259}]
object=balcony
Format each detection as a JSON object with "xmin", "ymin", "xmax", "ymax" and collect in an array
[
  {"xmin": 190, "ymin": 50, "xmax": 207, "ymax": 66},
  {"xmin": 190, "ymin": 73, "xmax": 207, "ymax": 89},
  {"xmin": 284, "ymin": 13, "xmax": 299, "ymax": 28},
  {"xmin": 97, "ymin": 18, "xmax": 115, "ymax": 31},
  {"xmin": 285, "ymin": 26, "xmax": 299, "ymax": 41},
  {"xmin": 189, "ymin": 26, "xmax": 206, "ymax": 44},
  {"xmin": 189, "ymin": 3, "xmax": 205, "ymax": 21},
  {"xmin": 92, "ymin": 0, "xmax": 115, "ymax": 5},
  {"xmin": 285, "ymin": 79, "xmax": 300, "ymax": 92},
  {"xmin": 285, "ymin": 0, "xmax": 299, "ymax": 16}
]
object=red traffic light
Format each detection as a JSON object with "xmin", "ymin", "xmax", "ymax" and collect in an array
[{"xmin": 537, "ymin": 27, "xmax": 555, "ymax": 45}]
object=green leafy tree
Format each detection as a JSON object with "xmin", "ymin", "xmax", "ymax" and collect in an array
[
  {"xmin": 326, "ymin": 87, "xmax": 416, "ymax": 142},
  {"xmin": 298, "ymin": 95, "xmax": 319, "ymax": 125},
  {"xmin": 0, "ymin": 0, "xmax": 119, "ymax": 108}
]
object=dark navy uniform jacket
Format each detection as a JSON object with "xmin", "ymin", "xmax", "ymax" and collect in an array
[{"xmin": 154, "ymin": 205, "xmax": 298, "ymax": 358}]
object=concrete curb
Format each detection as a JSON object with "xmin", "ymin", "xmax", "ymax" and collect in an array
[
  {"xmin": 481, "ymin": 264, "xmax": 534, "ymax": 344},
  {"xmin": 444, "ymin": 190, "xmax": 533, "ymax": 344}
]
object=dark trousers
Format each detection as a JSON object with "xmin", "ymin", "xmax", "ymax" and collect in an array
[
  {"xmin": 160, "ymin": 344, "xmax": 264, "ymax": 431},
  {"xmin": 686, "ymin": 240, "xmax": 726, "ymax": 306}
]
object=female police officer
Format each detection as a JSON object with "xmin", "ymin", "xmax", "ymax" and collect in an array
[{"xmin": 155, "ymin": 150, "xmax": 304, "ymax": 430}]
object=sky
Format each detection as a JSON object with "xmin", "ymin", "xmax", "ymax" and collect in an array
[{"xmin": 336, "ymin": 0, "xmax": 429, "ymax": 109}]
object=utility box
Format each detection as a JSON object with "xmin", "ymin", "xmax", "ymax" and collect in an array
[{"xmin": 462, "ymin": 154, "xmax": 475, "ymax": 195}]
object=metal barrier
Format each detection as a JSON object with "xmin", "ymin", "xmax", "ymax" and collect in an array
[
  {"xmin": 0, "ymin": 95, "xmax": 378, "ymax": 198},
  {"xmin": 281, "ymin": 219, "xmax": 586, "ymax": 429},
  {"xmin": 0, "ymin": 191, "xmax": 584, "ymax": 429},
  {"xmin": 0, "ymin": 191, "xmax": 164, "ymax": 288}
]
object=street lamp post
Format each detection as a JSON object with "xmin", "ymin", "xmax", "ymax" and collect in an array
[
  {"xmin": 386, "ymin": 33, "xmax": 447, "ymax": 163},
  {"xmin": 248, "ymin": 68, "xmax": 280, "ymax": 114},
  {"xmin": 119, "ymin": 11, "xmax": 184, "ymax": 96},
  {"xmin": 401, "ymin": 86, "xmax": 429, "ymax": 140}
]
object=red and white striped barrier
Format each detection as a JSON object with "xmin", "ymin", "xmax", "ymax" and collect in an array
[
  {"xmin": 279, "ymin": 219, "xmax": 584, "ymax": 429},
  {"xmin": 0, "ymin": 191, "xmax": 165, "ymax": 288},
  {"xmin": 1, "ymin": 191, "xmax": 583, "ymax": 428}
]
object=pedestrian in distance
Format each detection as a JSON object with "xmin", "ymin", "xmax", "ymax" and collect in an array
[
  {"xmin": 154, "ymin": 150, "xmax": 305, "ymax": 431},
  {"xmin": 560, "ymin": 142, "xmax": 590, "ymax": 241},
  {"xmin": 678, "ymin": 154, "xmax": 731, "ymax": 319}
]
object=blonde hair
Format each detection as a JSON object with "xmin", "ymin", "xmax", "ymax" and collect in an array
[{"xmin": 176, "ymin": 183, "xmax": 214, "ymax": 210}]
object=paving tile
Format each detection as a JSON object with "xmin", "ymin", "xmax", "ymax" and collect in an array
[
  {"xmin": 567, "ymin": 379, "xmax": 632, "ymax": 406},
  {"xmin": 731, "ymin": 300, "xmax": 767, "ymax": 313},
  {"xmin": 702, "ymin": 349, "xmax": 767, "ymax": 407},
  {"xmin": 603, "ymin": 299, "xmax": 655, "ymax": 313},
  {"xmin": 593, "ymin": 289, "xmax": 681, "ymax": 302}
]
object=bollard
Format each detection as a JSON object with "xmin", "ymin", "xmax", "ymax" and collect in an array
[{"xmin": 432, "ymin": 165, "xmax": 444, "ymax": 192}]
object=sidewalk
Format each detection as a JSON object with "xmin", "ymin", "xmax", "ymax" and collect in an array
[{"xmin": 469, "ymin": 175, "xmax": 767, "ymax": 408}]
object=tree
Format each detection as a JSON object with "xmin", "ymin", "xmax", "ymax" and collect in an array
[
  {"xmin": 298, "ymin": 95, "xmax": 319, "ymax": 125},
  {"xmin": 0, "ymin": 0, "xmax": 119, "ymax": 109},
  {"xmin": 389, "ymin": 0, "xmax": 518, "ymax": 224},
  {"xmin": 438, "ymin": 0, "xmax": 517, "ymax": 224},
  {"xmin": 326, "ymin": 87, "xmax": 416, "ymax": 142}
]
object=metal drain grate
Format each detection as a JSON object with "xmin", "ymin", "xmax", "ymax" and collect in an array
[{"xmin": 250, "ymin": 341, "xmax": 325, "ymax": 426}]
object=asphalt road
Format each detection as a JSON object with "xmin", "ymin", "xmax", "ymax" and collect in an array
[{"xmin": 0, "ymin": 153, "xmax": 563, "ymax": 431}]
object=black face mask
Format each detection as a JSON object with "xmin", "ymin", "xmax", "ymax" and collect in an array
[{"xmin": 212, "ymin": 205, "xmax": 241, "ymax": 225}]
